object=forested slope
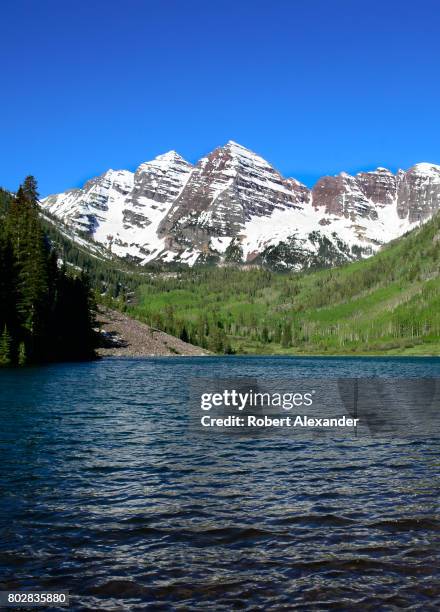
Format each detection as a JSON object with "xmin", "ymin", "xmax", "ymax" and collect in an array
[{"xmin": 0, "ymin": 179, "xmax": 96, "ymax": 365}]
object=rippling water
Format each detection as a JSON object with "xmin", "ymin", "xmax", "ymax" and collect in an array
[{"xmin": 1, "ymin": 357, "xmax": 440, "ymax": 610}]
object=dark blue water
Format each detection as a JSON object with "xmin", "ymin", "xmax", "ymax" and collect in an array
[{"xmin": 1, "ymin": 357, "xmax": 440, "ymax": 610}]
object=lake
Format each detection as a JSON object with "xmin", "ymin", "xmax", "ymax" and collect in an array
[{"xmin": 1, "ymin": 357, "xmax": 439, "ymax": 610}]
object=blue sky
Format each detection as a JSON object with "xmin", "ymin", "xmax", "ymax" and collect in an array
[{"xmin": 1, "ymin": 0, "xmax": 439, "ymax": 196}]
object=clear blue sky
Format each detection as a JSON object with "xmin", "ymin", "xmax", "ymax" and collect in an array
[{"xmin": 1, "ymin": 0, "xmax": 439, "ymax": 196}]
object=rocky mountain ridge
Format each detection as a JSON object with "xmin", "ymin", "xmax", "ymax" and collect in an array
[{"xmin": 42, "ymin": 142, "xmax": 440, "ymax": 269}]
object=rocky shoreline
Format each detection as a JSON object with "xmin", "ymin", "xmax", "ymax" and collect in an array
[{"xmin": 96, "ymin": 307, "xmax": 209, "ymax": 357}]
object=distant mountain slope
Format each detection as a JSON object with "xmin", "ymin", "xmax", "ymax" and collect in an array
[
  {"xmin": 127, "ymin": 211, "xmax": 440, "ymax": 355},
  {"xmin": 40, "ymin": 211, "xmax": 146, "ymax": 302},
  {"xmin": 41, "ymin": 142, "xmax": 440, "ymax": 269}
]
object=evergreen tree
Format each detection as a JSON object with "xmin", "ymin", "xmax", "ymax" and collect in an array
[
  {"xmin": 180, "ymin": 325, "xmax": 189, "ymax": 343},
  {"xmin": 209, "ymin": 327, "xmax": 228, "ymax": 353},
  {"xmin": 18, "ymin": 342, "xmax": 26, "ymax": 366},
  {"xmin": 0, "ymin": 226, "xmax": 17, "ymax": 334},
  {"xmin": 21, "ymin": 175, "xmax": 39, "ymax": 206},
  {"xmin": 0, "ymin": 325, "xmax": 12, "ymax": 367},
  {"xmin": 281, "ymin": 322, "xmax": 292, "ymax": 348},
  {"xmin": 6, "ymin": 181, "xmax": 50, "ymax": 360}
]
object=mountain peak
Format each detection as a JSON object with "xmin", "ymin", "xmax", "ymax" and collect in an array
[
  {"xmin": 221, "ymin": 140, "xmax": 274, "ymax": 168},
  {"xmin": 410, "ymin": 162, "xmax": 440, "ymax": 176},
  {"xmin": 225, "ymin": 139, "xmax": 247, "ymax": 148},
  {"xmin": 224, "ymin": 140, "xmax": 255, "ymax": 155},
  {"xmin": 154, "ymin": 150, "xmax": 188, "ymax": 163},
  {"xmin": 139, "ymin": 150, "xmax": 192, "ymax": 172},
  {"xmin": 374, "ymin": 167, "xmax": 393, "ymax": 173}
]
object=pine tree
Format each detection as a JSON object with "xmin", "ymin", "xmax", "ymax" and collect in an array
[
  {"xmin": 180, "ymin": 326, "xmax": 189, "ymax": 343},
  {"xmin": 0, "ymin": 225, "xmax": 17, "ymax": 335},
  {"xmin": 9, "ymin": 182, "xmax": 50, "ymax": 359},
  {"xmin": 21, "ymin": 175, "xmax": 39, "ymax": 208},
  {"xmin": 210, "ymin": 327, "xmax": 227, "ymax": 353},
  {"xmin": 18, "ymin": 342, "xmax": 26, "ymax": 366},
  {"xmin": 0, "ymin": 325, "xmax": 12, "ymax": 367},
  {"xmin": 281, "ymin": 322, "xmax": 292, "ymax": 348}
]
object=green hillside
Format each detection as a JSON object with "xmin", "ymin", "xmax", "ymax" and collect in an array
[{"xmin": 127, "ymin": 213, "xmax": 440, "ymax": 355}]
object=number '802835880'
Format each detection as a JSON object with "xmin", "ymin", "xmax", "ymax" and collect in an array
[{"xmin": 1, "ymin": 592, "xmax": 69, "ymax": 606}]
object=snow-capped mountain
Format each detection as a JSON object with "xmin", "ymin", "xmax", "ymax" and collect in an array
[{"xmin": 42, "ymin": 142, "xmax": 440, "ymax": 269}]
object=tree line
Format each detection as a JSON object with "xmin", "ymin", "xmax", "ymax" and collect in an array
[{"xmin": 0, "ymin": 178, "xmax": 96, "ymax": 366}]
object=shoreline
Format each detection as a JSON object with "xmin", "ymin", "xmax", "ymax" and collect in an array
[{"xmin": 96, "ymin": 307, "xmax": 439, "ymax": 359}]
